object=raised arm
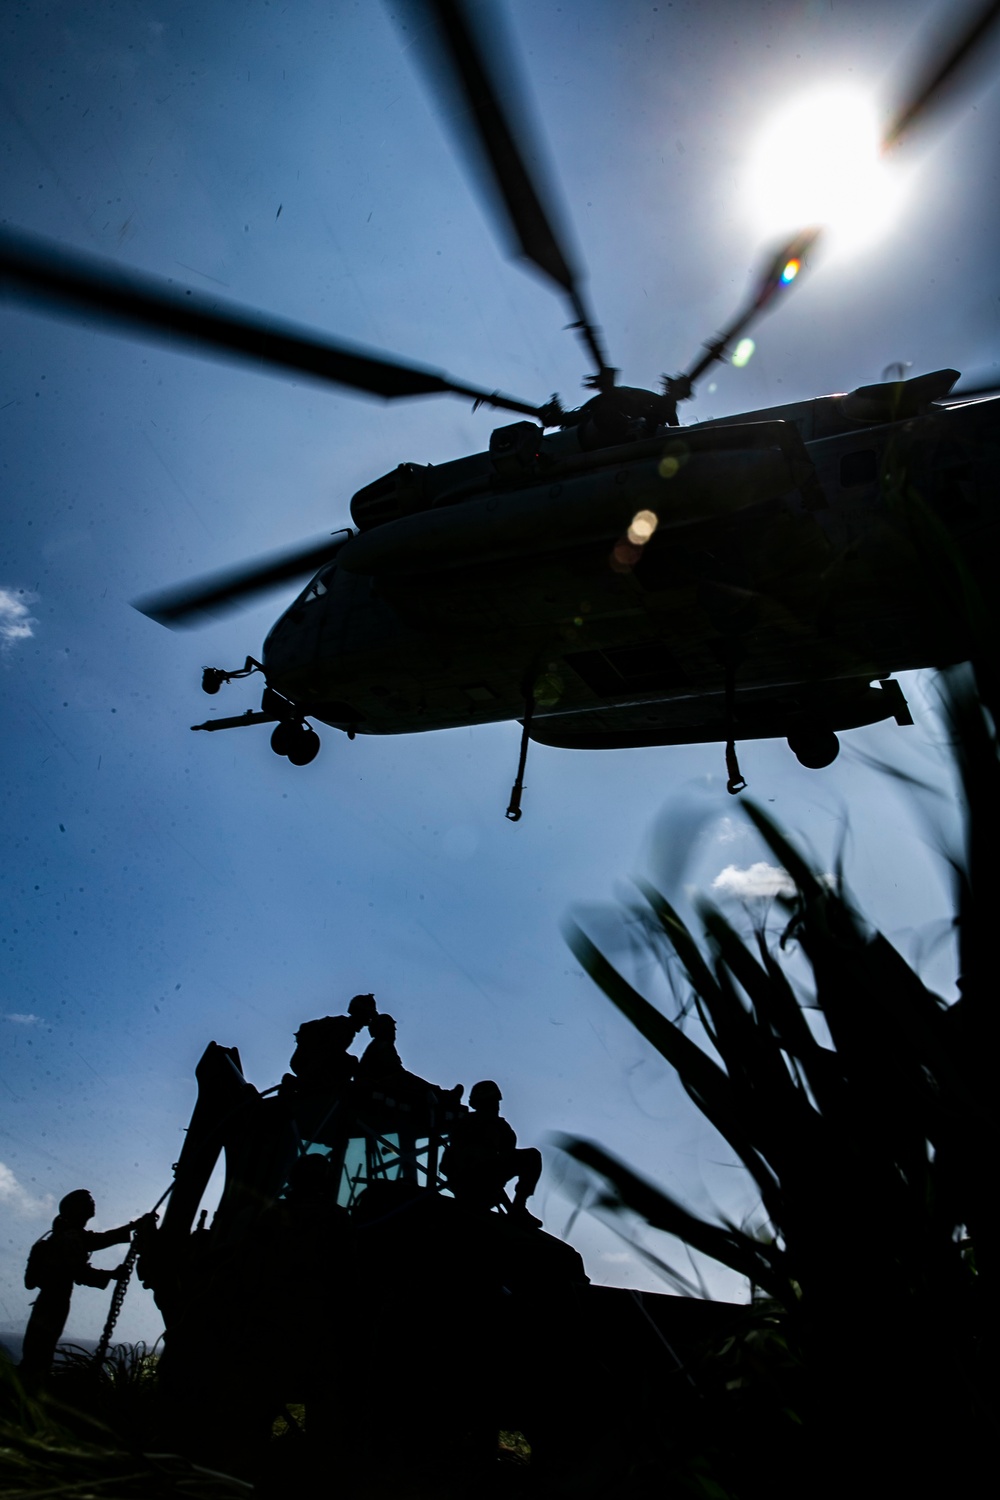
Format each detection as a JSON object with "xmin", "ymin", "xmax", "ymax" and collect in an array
[{"xmin": 84, "ymin": 1222, "xmax": 134, "ymax": 1252}]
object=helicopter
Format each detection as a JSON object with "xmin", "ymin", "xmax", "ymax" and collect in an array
[{"xmin": 2, "ymin": 1, "xmax": 999, "ymax": 816}]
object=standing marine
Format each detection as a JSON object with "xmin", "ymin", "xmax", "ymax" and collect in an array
[{"xmin": 19, "ymin": 1190, "xmax": 142, "ymax": 1389}]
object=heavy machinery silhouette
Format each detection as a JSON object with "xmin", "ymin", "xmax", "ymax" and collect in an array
[{"xmin": 132, "ymin": 1039, "xmax": 741, "ymax": 1481}]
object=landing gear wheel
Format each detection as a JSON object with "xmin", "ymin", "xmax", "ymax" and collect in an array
[
  {"xmin": 788, "ymin": 728, "xmax": 840, "ymax": 769},
  {"xmin": 286, "ymin": 726, "xmax": 321, "ymax": 766},
  {"xmin": 270, "ymin": 721, "xmax": 298, "ymax": 757}
]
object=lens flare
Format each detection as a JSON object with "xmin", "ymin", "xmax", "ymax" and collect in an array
[
  {"xmin": 732, "ymin": 338, "xmax": 756, "ymax": 368},
  {"xmin": 627, "ymin": 509, "xmax": 659, "ymax": 545},
  {"xmin": 610, "ymin": 541, "xmax": 643, "ymax": 574},
  {"xmin": 781, "ymin": 258, "xmax": 800, "ymax": 284},
  {"xmin": 534, "ymin": 672, "xmax": 563, "ymax": 706}
]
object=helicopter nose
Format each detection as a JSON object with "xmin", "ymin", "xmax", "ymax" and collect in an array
[
  {"xmin": 261, "ymin": 601, "xmax": 315, "ymax": 692},
  {"xmin": 261, "ymin": 608, "xmax": 290, "ymax": 666}
]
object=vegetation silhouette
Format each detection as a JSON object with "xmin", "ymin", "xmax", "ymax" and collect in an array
[
  {"xmin": 558, "ymin": 660, "xmax": 993, "ymax": 1496},
  {"xmin": 0, "ymin": 1341, "xmax": 249, "ymax": 1499}
]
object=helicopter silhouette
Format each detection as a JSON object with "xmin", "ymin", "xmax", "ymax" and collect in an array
[{"xmin": 2, "ymin": 1, "xmax": 999, "ymax": 814}]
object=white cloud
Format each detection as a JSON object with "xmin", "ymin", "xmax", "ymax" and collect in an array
[
  {"xmin": 714, "ymin": 816, "xmax": 745, "ymax": 845},
  {"xmin": 3, "ymin": 1013, "xmax": 44, "ymax": 1026},
  {"xmin": 0, "ymin": 588, "xmax": 37, "ymax": 650},
  {"xmin": 0, "ymin": 1163, "xmax": 55, "ymax": 1220},
  {"xmin": 712, "ymin": 862, "xmax": 797, "ymax": 899},
  {"xmin": 712, "ymin": 863, "xmax": 838, "ymax": 899}
]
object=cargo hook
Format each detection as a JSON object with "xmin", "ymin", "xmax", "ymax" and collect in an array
[
  {"xmin": 724, "ymin": 660, "xmax": 747, "ymax": 795},
  {"xmin": 506, "ymin": 690, "xmax": 536, "ymax": 821}
]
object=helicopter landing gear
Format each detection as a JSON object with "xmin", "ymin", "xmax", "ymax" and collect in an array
[
  {"xmin": 271, "ymin": 720, "xmax": 320, "ymax": 765},
  {"xmin": 270, "ymin": 721, "xmax": 297, "ymax": 756},
  {"xmin": 788, "ymin": 727, "xmax": 840, "ymax": 769},
  {"xmin": 192, "ymin": 681, "xmax": 318, "ymax": 762}
]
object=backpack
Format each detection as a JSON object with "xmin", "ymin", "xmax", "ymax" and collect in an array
[
  {"xmin": 290, "ymin": 1015, "xmax": 356, "ymax": 1083},
  {"xmin": 24, "ymin": 1232, "xmax": 56, "ymax": 1291}
]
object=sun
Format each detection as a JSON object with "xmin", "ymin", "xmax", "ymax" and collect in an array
[{"xmin": 744, "ymin": 85, "xmax": 912, "ymax": 258}]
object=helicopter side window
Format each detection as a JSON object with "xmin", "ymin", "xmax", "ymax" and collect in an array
[
  {"xmin": 840, "ymin": 449, "xmax": 877, "ymax": 488},
  {"xmin": 300, "ymin": 565, "xmax": 336, "ymax": 604}
]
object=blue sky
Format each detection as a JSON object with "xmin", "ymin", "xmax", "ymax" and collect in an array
[{"xmin": 2, "ymin": 0, "xmax": 997, "ymax": 1345}]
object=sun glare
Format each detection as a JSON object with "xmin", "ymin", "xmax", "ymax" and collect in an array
[{"xmin": 745, "ymin": 85, "xmax": 910, "ymax": 257}]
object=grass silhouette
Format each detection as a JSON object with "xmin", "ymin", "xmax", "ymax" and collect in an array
[
  {"xmin": 0, "ymin": 1341, "xmax": 250, "ymax": 1498},
  {"xmin": 558, "ymin": 667, "xmax": 992, "ymax": 1496}
]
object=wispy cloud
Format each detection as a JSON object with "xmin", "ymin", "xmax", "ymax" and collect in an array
[
  {"xmin": 0, "ymin": 588, "xmax": 38, "ymax": 651},
  {"xmin": 0, "ymin": 1162, "xmax": 55, "ymax": 1220},
  {"xmin": 712, "ymin": 862, "xmax": 797, "ymax": 899},
  {"xmin": 3, "ymin": 1013, "xmax": 44, "ymax": 1026}
]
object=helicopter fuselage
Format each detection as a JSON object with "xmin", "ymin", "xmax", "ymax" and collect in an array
[{"xmin": 250, "ymin": 378, "xmax": 997, "ymax": 763}]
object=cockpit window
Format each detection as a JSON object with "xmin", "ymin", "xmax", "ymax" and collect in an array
[{"xmin": 300, "ymin": 564, "xmax": 336, "ymax": 604}]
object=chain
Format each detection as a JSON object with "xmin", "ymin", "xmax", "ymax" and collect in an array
[{"xmin": 92, "ymin": 1235, "xmax": 139, "ymax": 1369}]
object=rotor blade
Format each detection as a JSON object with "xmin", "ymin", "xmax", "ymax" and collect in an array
[
  {"xmin": 741, "ymin": 228, "xmax": 822, "ymax": 321},
  {"xmin": 0, "ymin": 226, "xmax": 553, "ymax": 422},
  {"xmin": 134, "ymin": 533, "xmax": 350, "ymax": 628},
  {"xmin": 671, "ymin": 229, "xmax": 821, "ymax": 400},
  {"xmin": 883, "ymin": 0, "xmax": 1000, "ymax": 151},
  {"xmin": 392, "ymin": 0, "xmax": 612, "ymax": 385}
]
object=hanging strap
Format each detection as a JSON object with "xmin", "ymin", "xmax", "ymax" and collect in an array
[{"xmin": 505, "ymin": 691, "xmax": 536, "ymax": 821}]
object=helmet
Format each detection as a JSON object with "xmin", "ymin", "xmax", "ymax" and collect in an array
[
  {"xmin": 468, "ymin": 1080, "xmax": 502, "ymax": 1109},
  {"xmin": 58, "ymin": 1189, "xmax": 95, "ymax": 1223},
  {"xmin": 347, "ymin": 993, "xmax": 377, "ymax": 1023}
]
